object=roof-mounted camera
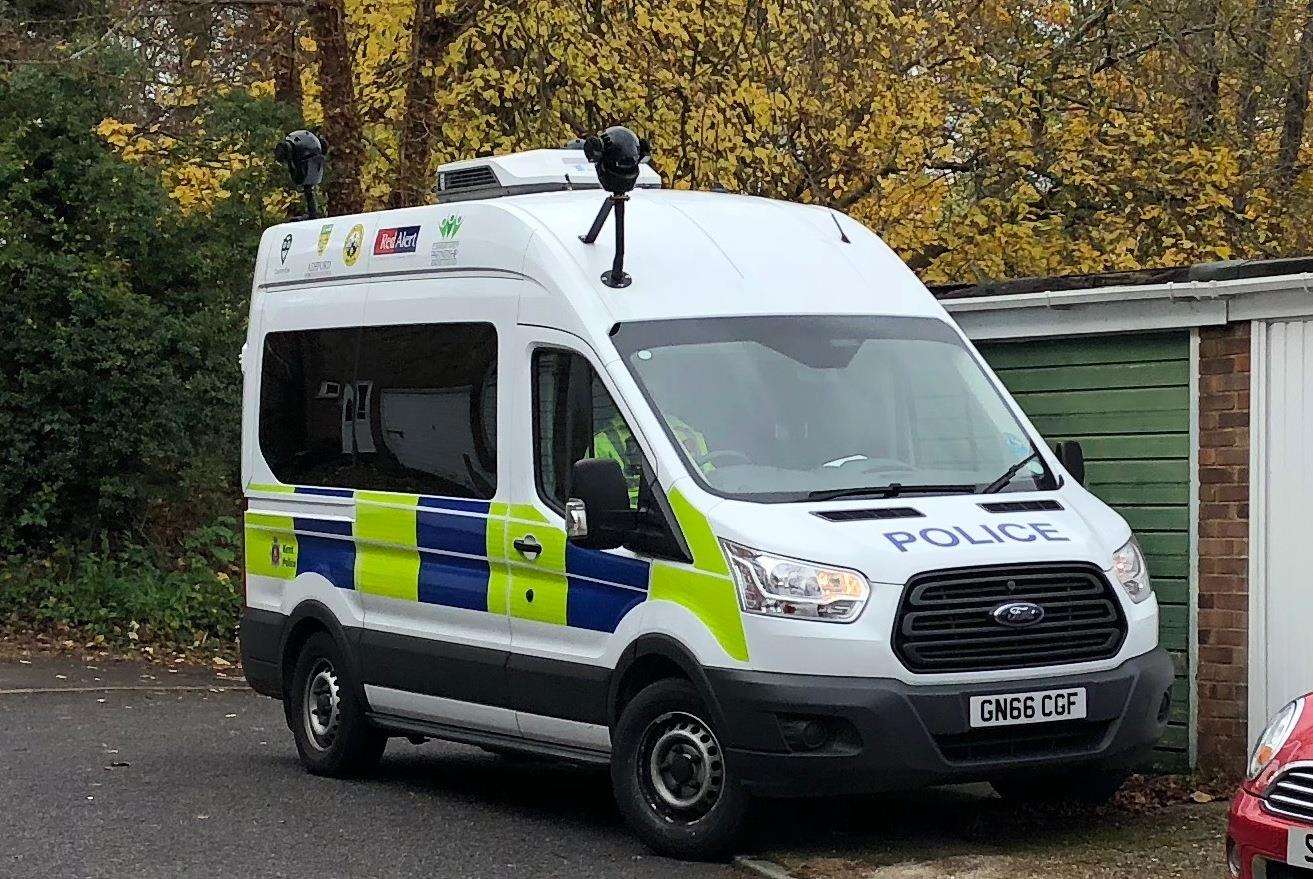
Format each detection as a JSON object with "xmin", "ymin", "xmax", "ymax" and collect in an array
[
  {"xmin": 578, "ymin": 126, "xmax": 651, "ymax": 288},
  {"xmin": 274, "ymin": 129, "xmax": 329, "ymax": 220}
]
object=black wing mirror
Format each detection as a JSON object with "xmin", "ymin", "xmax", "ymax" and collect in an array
[
  {"xmin": 566, "ymin": 458, "xmax": 636, "ymax": 550},
  {"xmin": 1054, "ymin": 440, "xmax": 1085, "ymax": 485}
]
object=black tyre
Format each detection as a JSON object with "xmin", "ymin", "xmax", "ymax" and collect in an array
[
  {"xmin": 287, "ymin": 631, "xmax": 387, "ymax": 776},
  {"xmin": 991, "ymin": 763, "xmax": 1128, "ymax": 804},
  {"xmin": 611, "ymin": 679, "xmax": 748, "ymax": 861}
]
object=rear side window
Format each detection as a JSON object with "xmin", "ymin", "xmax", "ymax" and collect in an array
[
  {"xmin": 258, "ymin": 323, "xmax": 497, "ymax": 499},
  {"xmin": 259, "ymin": 328, "xmax": 360, "ymax": 487}
]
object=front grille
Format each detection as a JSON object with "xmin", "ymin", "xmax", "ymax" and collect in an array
[
  {"xmin": 893, "ymin": 563, "xmax": 1127, "ymax": 673},
  {"xmin": 1265, "ymin": 766, "xmax": 1313, "ymax": 822},
  {"xmin": 935, "ymin": 718, "xmax": 1111, "ymax": 763}
]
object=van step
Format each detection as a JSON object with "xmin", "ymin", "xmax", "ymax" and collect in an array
[{"xmin": 366, "ymin": 712, "xmax": 612, "ymax": 765}]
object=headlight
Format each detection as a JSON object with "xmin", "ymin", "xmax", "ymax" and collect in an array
[
  {"xmin": 722, "ymin": 541, "xmax": 869, "ymax": 623},
  {"xmin": 1249, "ymin": 698, "xmax": 1305, "ymax": 780},
  {"xmin": 1111, "ymin": 536, "xmax": 1152, "ymax": 603}
]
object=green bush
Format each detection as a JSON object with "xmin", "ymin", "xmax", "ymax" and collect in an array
[
  {"xmin": 0, "ymin": 519, "xmax": 243, "ymax": 648},
  {"xmin": 0, "ymin": 63, "xmax": 298, "ymax": 646},
  {"xmin": 0, "ymin": 65, "xmax": 292, "ymax": 549}
]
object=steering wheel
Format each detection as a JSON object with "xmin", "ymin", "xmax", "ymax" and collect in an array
[
  {"xmin": 698, "ymin": 450, "xmax": 752, "ymax": 468},
  {"xmin": 861, "ymin": 458, "xmax": 915, "ymax": 474}
]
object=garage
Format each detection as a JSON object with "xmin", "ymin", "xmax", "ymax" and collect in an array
[
  {"xmin": 976, "ymin": 332, "xmax": 1194, "ymax": 769},
  {"xmin": 936, "ymin": 257, "xmax": 1313, "ymax": 772}
]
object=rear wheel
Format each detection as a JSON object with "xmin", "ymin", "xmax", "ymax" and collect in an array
[
  {"xmin": 288, "ymin": 632, "xmax": 387, "ymax": 776},
  {"xmin": 611, "ymin": 679, "xmax": 748, "ymax": 861},
  {"xmin": 991, "ymin": 763, "xmax": 1128, "ymax": 804}
]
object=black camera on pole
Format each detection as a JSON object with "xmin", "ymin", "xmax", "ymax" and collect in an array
[
  {"xmin": 579, "ymin": 126, "xmax": 651, "ymax": 288},
  {"xmin": 274, "ymin": 129, "xmax": 329, "ymax": 220}
]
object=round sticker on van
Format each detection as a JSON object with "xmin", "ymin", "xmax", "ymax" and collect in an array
[{"xmin": 343, "ymin": 223, "xmax": 365, "ymax": 267}]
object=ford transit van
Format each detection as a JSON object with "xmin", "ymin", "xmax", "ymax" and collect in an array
[{"xmin": 239, "ymin": 139, "xmax": 1173, "ymax": 860}]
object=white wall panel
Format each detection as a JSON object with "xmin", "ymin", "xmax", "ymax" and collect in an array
[{"xmin": 1251, "ymin": 319, "xmax": 1313, "ymax": 738}]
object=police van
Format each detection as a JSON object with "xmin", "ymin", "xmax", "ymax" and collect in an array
[{"xmin": 240, "ymin": 128, "xmax": 1173, "ymax": 860}]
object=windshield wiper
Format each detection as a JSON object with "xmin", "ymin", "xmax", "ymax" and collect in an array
[
  {"xmin": 807, "ymin": 482, "xmax": 978, "ymax": 502},
  {"xmin": 981, "ymin": 450, "xmax": 1040, "ymax": 494}
]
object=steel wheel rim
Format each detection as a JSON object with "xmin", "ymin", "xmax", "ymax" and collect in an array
[
  {"xmin": 302, "ymin": 658, "xmax": 341, "ymax": 751},
  {"xmin": 638, "ymin": 711, "xmax": 725, "ymax": 824}
]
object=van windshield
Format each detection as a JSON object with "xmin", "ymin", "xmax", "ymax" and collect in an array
[{"xmin": 612, "ymin": 315, "xmax": 1057, "ymax": 503}]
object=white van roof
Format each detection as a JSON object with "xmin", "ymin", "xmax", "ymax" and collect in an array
[{"xmin": 256, "ymin": 177, "xmax": 944, "ymax": 327}]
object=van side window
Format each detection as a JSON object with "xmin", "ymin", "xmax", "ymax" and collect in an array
[
  {"xmin": 533, "ymin": 349, "xmax": 642, "ymax": 510},
  {"xmin": 258, "ymin": 323, "xmax": 497, "ymax": 499},
  {"xmin": 259, "ymin": 328, "xmax": 361, "ymax": 486},
  {"xmin": 351, "ymin": 323, "xmax": 497, "ymax": 498}
]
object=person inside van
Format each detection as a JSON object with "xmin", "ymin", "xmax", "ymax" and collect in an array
[{"xmin": 594, "ymin": 403, "xmax": 711, "ymax": 501}]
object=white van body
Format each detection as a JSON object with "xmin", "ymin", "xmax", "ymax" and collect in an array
[{"xmin": 240, "ymin": 149, "xmax": 1172, "ymax": 857}]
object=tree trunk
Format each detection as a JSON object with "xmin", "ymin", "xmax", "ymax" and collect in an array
[
  {"xmin": 1237, "ymin": 0, "xmax": 1278, "ymax": 142},
  {"xmin": 175, "ymin": 2, "xmax": 213, "ymax": 80},
  {"xmin": 1185, "ymin": 0, "xmax": 1223, "ymax": 139},
  {"xmin": 1278, "ymin": 0, "xmax": 1313, "ymax": 186},
  {"xmin": 389, "ymin": 1, "xmax": 470, "ymax": 209},
  {"xmin": 307, "ymin": 0, "xmax": 364, "ymax": 214},
  {"xmin": 266, "ymin": 3, "xmax": 303, "ymax": 111},
  {"xmin": 1233, "ymin": 0, "xmax": 1278, "ymax": 215}
]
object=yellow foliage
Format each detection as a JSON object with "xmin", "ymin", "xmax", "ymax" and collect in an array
[{"xmin": 100, "ymin": 0, "xmax": 1313, "ymax": 279}]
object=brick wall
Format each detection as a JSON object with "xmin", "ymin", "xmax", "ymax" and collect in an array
[{"xmin": 1196, "ymin": 322, "xmax": 1251, "ymax": 771}]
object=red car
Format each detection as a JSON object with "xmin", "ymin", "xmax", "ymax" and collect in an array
[{"xmin": 1228, "ymin": 696, "xmax": 1313, "ymax": 877}]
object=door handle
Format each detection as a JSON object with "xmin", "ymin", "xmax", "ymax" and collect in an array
[{"xmin": 513, "ymin": 535, "xmax": 542, "ymax": 561}]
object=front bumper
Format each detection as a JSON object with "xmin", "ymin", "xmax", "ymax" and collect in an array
[
  {"xmin": 1229, "ymin": 786, "xmax": 1313, "ymax": 878},
  {"xmin": 706, "ymin": 646, "xmax": 1175, "ymax": 797}
]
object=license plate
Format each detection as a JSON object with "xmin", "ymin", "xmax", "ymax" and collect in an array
[
  {"xmin": 1288, "ymin": 828, "xmax": 1313, "ymax": 867},
  {"xmin": 969, "ymin": 687, "xmax": 1087, "ymax": 728}
]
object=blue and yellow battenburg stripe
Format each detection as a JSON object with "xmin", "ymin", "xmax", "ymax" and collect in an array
[{"xmin": 243, "ymin": 487, "xmax": 667, "ymax": 635}]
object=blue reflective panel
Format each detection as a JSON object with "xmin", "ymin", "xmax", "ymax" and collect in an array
[
  {"xmin": 566, "ymin": 577, "xmax": 646, "ymax": 632},
  {"xmin": 294, "ymin": 486, "xmax": 355, "ymax": 498},
  {"xmin": 565, "ymin": 545, "xmax": 650, "ymax": 590},
  {"xmin": 418, "ymin": 552, "xmax": 490, "ymax": 611},
  {"xmin": 417, "ymin": 509, "xmax": 488, "ymax": 558},
  {"xmin": 294, "ymin": 517, "xmax": 356, "ymax": 589},
  {"xmin": 418, "ymin": 496, "xmax": 492, "ymax": 515}
]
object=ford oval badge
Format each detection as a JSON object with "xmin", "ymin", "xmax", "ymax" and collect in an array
[{"xmin": 991, "ymin": 601, "xmax": 1045, "ymax": 628}]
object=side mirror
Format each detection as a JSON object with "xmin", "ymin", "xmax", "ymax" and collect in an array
[
  {"xmin": 567, "ymin": 458, "xmax": 635, "ymax": 550},
  {"xmin": 1054, "ymin": 440, "xmax": 1085, "ymax": 485}
]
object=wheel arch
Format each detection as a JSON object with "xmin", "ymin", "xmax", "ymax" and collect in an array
[
  {"xmin": 279, "ymin": 599, "xmax": 367, "ymax": 706},
  {"xmin": 608, "ymin": 633, "xmax": 726, "ymax": 731}
]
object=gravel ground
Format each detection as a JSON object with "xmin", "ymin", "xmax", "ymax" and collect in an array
[{"xmin": 761, "ymin": 785, "xmax": 1228, "ymax": 879}]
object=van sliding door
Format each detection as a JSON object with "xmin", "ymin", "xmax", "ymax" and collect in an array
[{"xmin": 351, "ymin": 277, "xmax": 519, "ymax": 735}]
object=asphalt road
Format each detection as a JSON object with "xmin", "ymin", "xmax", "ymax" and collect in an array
[{"xmin": 0, "ymin": 655, "xmax": 739, "ymax": 879}]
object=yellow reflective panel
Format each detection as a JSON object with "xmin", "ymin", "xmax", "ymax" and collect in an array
[
  {"xmin": 355, "ymin": 491, "xmax": 420, "ymax": 602},
  {"xmin": 244, "ymin": 511, "xmax": 298, "ymax": 580},
  {"xmin": 650, "ymin": 488, "xmax": 747, "ymax": 661}
]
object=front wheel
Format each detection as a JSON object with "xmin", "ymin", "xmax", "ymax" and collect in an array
[
  {"xmin": 991, "ymin": 763, "xmax": 1129, "ymax": 804},
  {"xmin": 611, "ymin": 679, "xmax": 748, "ymax": 861}
]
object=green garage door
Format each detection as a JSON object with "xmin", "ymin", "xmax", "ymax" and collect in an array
[{"xmin": 977, "ymin": 332, "xmax": 1191, "ymax": 770}]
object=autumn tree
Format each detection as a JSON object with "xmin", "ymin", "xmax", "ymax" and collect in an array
[{"xmin": 21, "ymin": 0, "xmax": 1313, "ymax": 281}]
